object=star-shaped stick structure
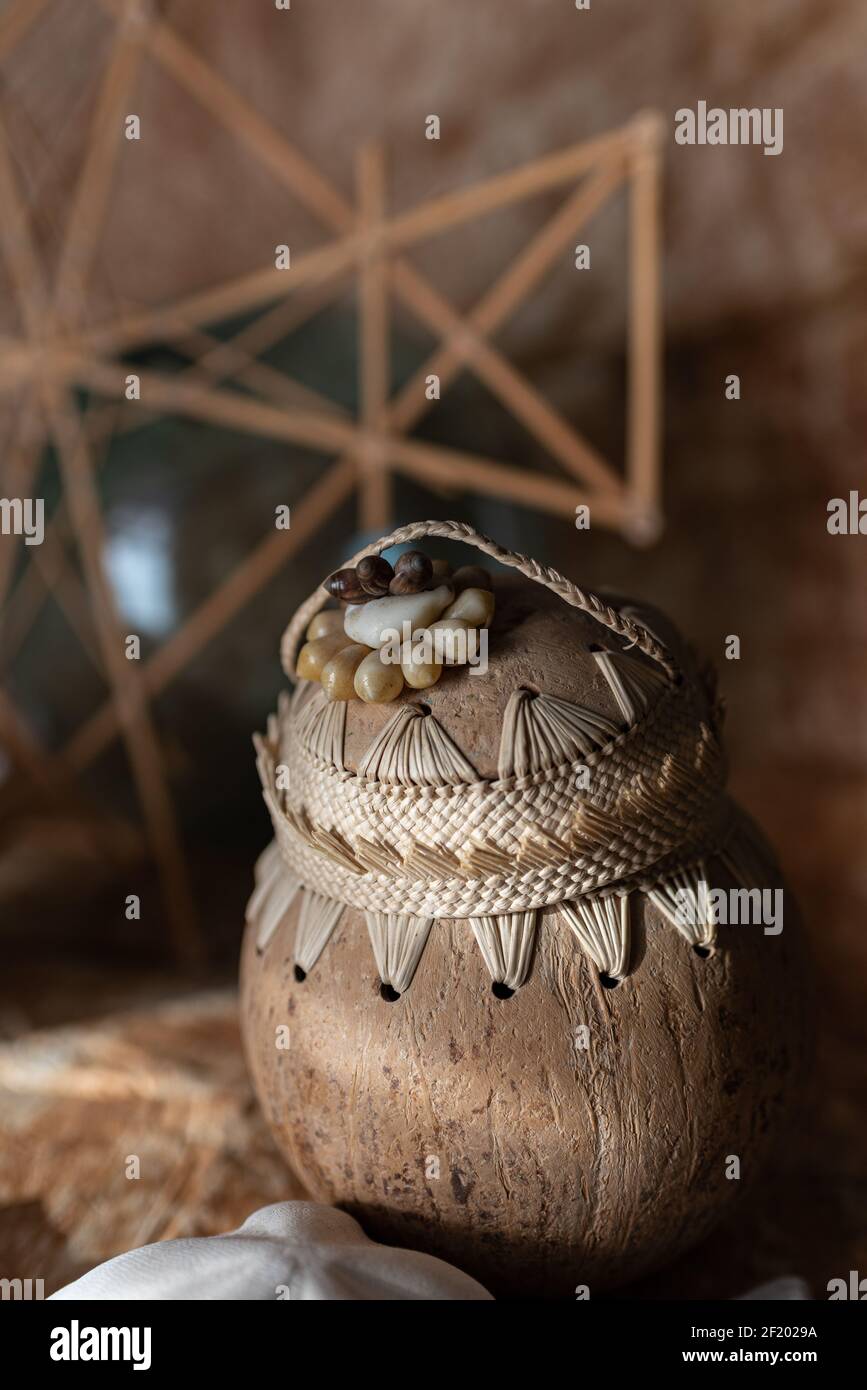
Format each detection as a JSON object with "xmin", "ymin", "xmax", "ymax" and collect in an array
[{"xmin": 0, "ymin": 0, "xmax": 663, "ymax": 962}]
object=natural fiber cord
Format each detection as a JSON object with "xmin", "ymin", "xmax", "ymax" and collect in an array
[{"xmin": 281, "ymin": 521, "xmax": 681, "ymax": 683}]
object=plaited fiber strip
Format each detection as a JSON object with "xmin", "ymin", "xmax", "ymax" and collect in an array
[{"xmin": 282, "ymin": 520, "xmax": 679, "ymax": 682}]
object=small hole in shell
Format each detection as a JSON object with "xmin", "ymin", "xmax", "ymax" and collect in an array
[
  {"xmin": 293, "ymin": 964, "xmax": 307, "ymax": 983},
  {"xmin": 588, "ymin": 643, "xmax": 603, "ymax": 653},
  {"xmin": 599, "ymin": 972, "xmax": 621, "ymax": 990},
  {"xmin": 379, "ymin": 982, "xmax": 401, "ymax": 1002},
  {"xmin": 693, "ymin": 944, "xmax": 713, "ymax": 959},
  {"xmin": 491, "ymin": 981, "xmax": 515, "ymax": 1000}
]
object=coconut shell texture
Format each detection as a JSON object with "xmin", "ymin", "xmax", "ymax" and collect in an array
[{"xmin": 241, "ymin": 578, "xmax": 809, "ymax": 1297}]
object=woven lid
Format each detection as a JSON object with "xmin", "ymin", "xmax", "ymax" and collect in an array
[{"xmin": 257, "ymin": 521, "xmax": 737, "ymax": 922}]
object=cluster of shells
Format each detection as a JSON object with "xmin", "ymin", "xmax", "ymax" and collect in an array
[{"xmin": 296, "ymin": 550, "xmax": 495, "ymax": 703}]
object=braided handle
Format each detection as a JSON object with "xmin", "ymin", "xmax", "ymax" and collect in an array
[{"xmin": 281, "ymin": 519, "xmax": 680, "ymax": 682}]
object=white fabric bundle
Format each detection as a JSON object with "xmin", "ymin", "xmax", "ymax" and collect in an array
[
  {"xmin": 50, "ymin": 1202, "xmax": 493, "ymax": 1301},
  {"xmin": 736, "ymin": 1278, "xmax": 809, "ymax": 1300},
  {"xmin": 49, "ymin": 1199, "xmax": 808, "ymax": 1301}
]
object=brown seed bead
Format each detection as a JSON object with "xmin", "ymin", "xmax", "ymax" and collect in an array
[
  {"xmin": 356, "ymin": 554, "xmax": 394, "ymax": 597},
  {"xmin": 323, "ymin": 567, "xmax": 366, "ymax": 603},
  {"xmin": 306, "ymin": 609, "xmax": 346, "ymax": 641},
  {"xmin": 296, "ymin": 633, "xmax": 350, "ymax": 680},
  {"xmin": 452, "ymin": 564, "xmax": 492, "ymax": 593},
  {"xmin": 389, "ymin": 549, "xmax": 433, "ymax": 595}
]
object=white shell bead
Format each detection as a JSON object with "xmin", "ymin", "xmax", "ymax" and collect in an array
[
  {"xmin": 354, "ymin": 649, "xmax": 405, "ymax": 703},
  {"xmin": 400, "ymin": 642, "xmax": 443, "ymax": 690},
  {"xmin": 427, "ymin": 616, "xmax": 473, "ymax": 665},
  {"xmin": 344, "ymin": 584, "xmax": 453, "ymax": 649},
  {"xmin": 443, "ymin": 587, "xmax": 495, "ymax": 627}
]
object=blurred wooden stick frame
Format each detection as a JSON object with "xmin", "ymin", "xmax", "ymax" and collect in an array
[{"xmin": 0, "ymin": 0, "xmax": 664, "ymax": 962}]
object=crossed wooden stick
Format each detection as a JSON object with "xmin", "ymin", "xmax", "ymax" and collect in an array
[{"xmin": 0, "ymin": 0, "xmax": 663, "ymax": 962}]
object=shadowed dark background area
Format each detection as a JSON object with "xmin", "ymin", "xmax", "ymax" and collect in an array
[{"xmin": 0, "ymin": 0, "xmax": 864, "ymax": 1299}]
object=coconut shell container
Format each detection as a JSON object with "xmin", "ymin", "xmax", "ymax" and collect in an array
[{"xmin": 240, "ymin": 519, "xmax": 809, "ymax": 1298}]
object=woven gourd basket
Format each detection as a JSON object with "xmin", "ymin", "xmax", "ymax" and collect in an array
[{"xmin": 241, "ymin": 521, "xmax": 808, "ymax": 1297}]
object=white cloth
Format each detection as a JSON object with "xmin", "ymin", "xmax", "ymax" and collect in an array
[
  {"xmin": 50, "ymin": 1201, "xmax": 493, "ymax": 1301},
  {"xmin": 49, "ymin": 1199, "xmax": 808, "ymax": 1302},
  {"xmin": 736, "ymin": 1278, "xmax": 810, "ymax": 1300}
]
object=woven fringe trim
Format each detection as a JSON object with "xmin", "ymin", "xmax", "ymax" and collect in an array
[
  {"xmin": 289, "ymin": 679, "xmax": 318, "ymax": 719},
  {"xmin": 246, "ymin": 841, "xmax": 300, "ymax": 953},
  {"xmin": 560, "ymin": 894, "xmax": 631, "ymax": 979},
  {"xmin": 364, "ymin": 912, "xmax": 434, "ymax": 994},
  {"xmin": 294, "ymin": 686, "xmax": 347, "ymax": 769},
  {"xmin": 470, "ymin": 911, "xmax": 538, "ymax": 990},
  {"xmin": 263, "ymin": 819, "xmax": 775, "ymax": 986},
  {"xmin": 358, "ymin": 705, "xmax": 477, "ymax": 786},
  {"xmin": 591, "ymin": 648, "xmax": 668, "ymax": 726},
  {"xmin": 646, "ymin": 864, "xmax": 716, "ymax": 949},
  {"xmin": 498, "ymin": 689, "xmax": 620, "ymax": 779},
  {"xmin": 263, "ymin": 652, "xmax": 727, "ymax": 916},
  {"xmin": 246, "ymin": 840, "xmax": 281, "ymax": 923},
  {"xmin": 294, "ymin": 889, "xmax": 345, "ymax": 973}
]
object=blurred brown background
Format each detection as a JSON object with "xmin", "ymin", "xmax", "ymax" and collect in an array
[{"xmin": 0, "ymin": 0, "xmax": 865, "ymax": 1298}]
